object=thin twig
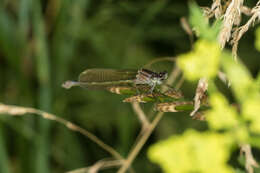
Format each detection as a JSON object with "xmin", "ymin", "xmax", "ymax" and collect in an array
[
  {"xmin": 180, "ymin": 17, "xmax": 194, "ymax": 48},
  {"xmin": 143, "ymin": 57, "xmax": 175, "ymax": 69},
  {"xmin": 131, "ymin": 102, "xmax": 150, "ymax": 131},
  {"xmin": 175, "ymin": 75, "xmax": 185, "ymax": 90},
  {"xmin": 67, "ymin": 159, "xmax": 124, "ymax": 173},
  {"xmin": 166, "ymin": 65, "xmax": 181, "ymax": 87},
  {"xmin": 117, "ymin": 112, "xmax": 164, "ymax": 173},
  {"xmin": 0, "ymin": 103, "xmax": 123, "ymax": 161}
]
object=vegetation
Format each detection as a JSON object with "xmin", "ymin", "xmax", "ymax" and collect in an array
[{"xmin": 0, "ymin": 0, "xmax": 259, "ymax": 173}]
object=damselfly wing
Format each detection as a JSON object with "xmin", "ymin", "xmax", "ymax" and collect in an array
[
  {"xmin": 79, "ymin": 68, "xmax": 137, "ymax": 82},
  {"xmin": 62, "ymin": 68, "xmax": 137, "ymax": 90}
]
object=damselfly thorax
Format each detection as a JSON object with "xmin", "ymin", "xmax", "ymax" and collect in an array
[{"xmin": 134, "ymin": 69, "xmax": 168, "ymax": 93}]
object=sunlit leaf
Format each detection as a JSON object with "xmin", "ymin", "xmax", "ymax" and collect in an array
[
  {"xmin": 189, "ymin": 2, "xmax": 221, "ymax": 41},
  {"xmin": 221, "ymin": 52, "xmax": 257, "ymax": 103},
  {"xmin": 206, "ymin": 93, "xmax": 239, "ymax": 130},
  {"xmin": 242, "ymin": 98, "xmax": 260, "ymax": 133},
  {"xmin": 255, "ymin": 27, "xmax": 260, "ymax": 51},
  {"xmin": 177, "ymin": 39, "xmax": 220, "ymax": 80},
  {"xmin": 148, "ymin": 130, "xmax": 234, "ymax": 173}
]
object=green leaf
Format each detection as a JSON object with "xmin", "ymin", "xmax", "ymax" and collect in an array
[
  {"xmin": 221, "ymin": 52, "xmax": 257, "ymax": 103},
  {"xmin": 220, "ymin": 51, "xmax": 260, "ymax": 135},
  {"xmin": 189, "ymin": 2, "xmax": 221, "ymax": 41},
  {"xmin": 177, "ymin": 39, "xmax": 221, "ymax": 80},
  {"xmin": 148, "ymin": 130, "xmax": 234, "ymax": 173},
  {"xmin": 255, "ymin": 27, "xmax": 260, "ymax": 51},
  {"xmin": 242, "ymin": 98, "xmax": 260, "ymax": 133},
  {"xmin": 206, "ymin": 93, "xmax": 239, "ymax": 130}
]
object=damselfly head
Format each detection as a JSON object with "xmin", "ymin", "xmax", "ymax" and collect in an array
[{"xmin": 158, "ymin": 71, "xmax": 168, "ymax": 81}]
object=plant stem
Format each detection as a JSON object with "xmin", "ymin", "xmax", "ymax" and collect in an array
[{"xmin": 117, "ymin": 112, "xmax": 164, "ymax": 173}]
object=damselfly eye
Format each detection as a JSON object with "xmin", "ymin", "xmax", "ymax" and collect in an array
[{"xmin": 159, "ymin": 71, "xmax": 168, "ymax": 80}]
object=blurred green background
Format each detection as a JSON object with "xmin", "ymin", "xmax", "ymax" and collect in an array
[{"xmin": 0, "ymin": 0, "xmax": 259, "ymax": 173}]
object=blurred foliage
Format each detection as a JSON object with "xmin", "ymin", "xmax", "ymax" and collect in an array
[
  {"xmin": 148, "ymin": 130, "xmax": 234, "ymax": 173},
  {"xmin": 177, "ymin": 39, "xmax": 220, "ymax": 80},
  {"xmin": 0, "ymin": 0, "xmax": 259, "ymax": 173},
  {"xmin": 189, "ymin": 2, "xmax": 221, "ymax": 41},
  {"xmin": 148, "ymin": 3, "xmax": 260, "ymax": 173}
]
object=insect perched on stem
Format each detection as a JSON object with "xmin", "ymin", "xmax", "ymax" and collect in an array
[{"xmin": 62, "ymin": 68, "xmax": 173, "ymax": 95}]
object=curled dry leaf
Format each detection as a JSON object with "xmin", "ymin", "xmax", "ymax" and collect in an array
[
  {"xmin": 190, "ymin": 78, "xmax": 208, "ymax": 116},
  {"xmin": 240, "ymin": 144, "xmax": 259, "ymax": 173},
  {"xmin": 192, "ymin": 111, "xmax": 206, "ymax": 121}
]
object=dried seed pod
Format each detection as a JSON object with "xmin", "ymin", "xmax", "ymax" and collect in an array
[
  {"xmin": 164, "ymin": 89, "xmax": 183, "ymax": 99},
  {"xmin": 107, "ymin": 86, "xmax": 136, "ymax": 95},
  {"xmin": 123, "ymin": 95, "xmax": 147, "ymax": 103},
  {"xmin": 156, "ymin": 101, "xmax": 193, "ymax": 112}
]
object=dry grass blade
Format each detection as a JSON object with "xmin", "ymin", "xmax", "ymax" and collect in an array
[
  {"xmin": 219, "ymin": 0, "xmax": 244, "ymax": 49},
  {"xmin": 0, "ymin": 103, "xmax": 123, "ymax": 161},
  {"xmin": 232, "ymin": 3, "xmax": 260, "ymax": 59},
  {"xmin": 241, "ymin": 5, "xmax": 252, "ymax": 16},
  {"xmin": 211, "ymin": 0, "xmax": 222, "ymax": 19},
  {"xmin": 240, "ymin": 144, "xmax": 259, "ymax": 173}
]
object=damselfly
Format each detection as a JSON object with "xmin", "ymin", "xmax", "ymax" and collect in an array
[{"xmin": 63, "ymin": 68, "xmax": 171, "ymax": 94}]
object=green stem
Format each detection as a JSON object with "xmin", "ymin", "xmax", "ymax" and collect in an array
[
  {"xmin": 0, "ymin": 124, "xmax": 10, "ymax": 173},
  {"xmin": 33, "ymin": 1, "xmax": 52, "ymax": 173}
]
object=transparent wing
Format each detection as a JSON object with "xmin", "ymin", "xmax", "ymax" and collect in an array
[
  {"xmin": 62, "ymin": 68, "xmax": 138, "ymax": 90},
  {"xmin": 78, "ymin": 68, "xmax": 137, "ymax": 82}
]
